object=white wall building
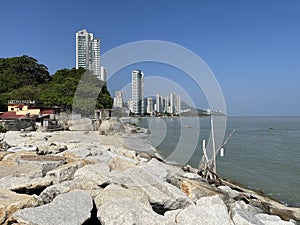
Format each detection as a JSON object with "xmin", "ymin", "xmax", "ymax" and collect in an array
[
  {"xmin": 100, "ymin": 66, "xmax": 107, "ymax": 82},
  {"xmin": 131, "ymin": 70, "xmax": 144, "ymax": 115},
  {"xmin": 113, "ymin": 91, "xmax": 123, "ymax": 108},
  {"xmin": 164, "ymin": 95, "xmax": 169, "ymax": 113},
  {"xmin": 169, "ymin": 93, "xmax": 176, "ymax": 114},
  {"xmin": 76, "ymin": 29, "xmax": 100, "ymax": 77},
  {"xmin": 147, "ymin": 97, "xmax": 153, "ymax": 115},
  {"xmin": 155, "ymin": 94, "xmax": 163, "ymax": 113},
  {"xmin": 175, "ymin": 95, "xmax": 181, "ymax": 115}
]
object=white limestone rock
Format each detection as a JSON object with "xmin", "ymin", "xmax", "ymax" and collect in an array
[
  {"xmin": 74, "ymin": 163, "xmax": 111, "ymax": 186},
  {"xmin": 97, "ymin": 198, "xmax": 173, "ymax": 225},
  {"xmin": 45, "ymin": 160, "xmax": 85, "ymax": 184},
  {"xmin": 218, "ymin": 185, "xmax": 240, "ymax": 199},
  {"xmin": 13, "ymin": 190, "xmax": 94, "ymax": 225},
  {"xmin": 39, "ymin": 178, "xmax": 99, "ymax": 204},
  {"xmin": 255, "ymin": 213, "xmax": 296, "ymax": 225}
]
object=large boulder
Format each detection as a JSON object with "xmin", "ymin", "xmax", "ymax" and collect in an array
[
  {"xmin": 108, "ymin": 155, "xmax": 137, "ymax": 171},
  {"xmin": 230, "ymin": 201, "xmax": 264, "ymax": 225},
  {"xmin": 13, "ymin": 190, "xmax": 94, "ymax": 225},
  {"xmin": 15, "ymin": 155, "xmax": 65, "ymax": 176},
  {"xmin": 45, "ymin": 160, "xmax": 85, "ymax": 184},
  {"xmin": 39, "ymin": 179, "xmax": 99, "ymax": 204},
  {"xmin": 94, "ymin": 185, "xmax": 151, "ymax": 208},
  {"xmin": 255, "ymin": 213, "xmax": 296, "ymax": 225},
  {"xmin": 97, "ymin": 198, "xmax": 172, "ymax": 225},
  {"xmin": 165, "ymin": 195, "xmax": 233, "ymax": 225},
  {"xmin": 0, "ymin": 159, "xmax": 43, "ymax": 179},
  {"xmin": 74, "ymin": 163, "xmax": 111, "ymax": 186},
  {"xmin": 0, "ymin": 188, "xmax": 38, "ymax": 225},
  {"xmin": 37, "ymin": 143, "xmax": 68, "ymax": 155},
  {"xmin": 110, "ymin": 166, "xmax": 193, "ymax": 212},
  {"xmin": 0, "ymin": 176, "xmax": 52, "ymax": 194},
  {"xmin": 230, "ymin": 201, "xmax": 297, "ymax": 225}
]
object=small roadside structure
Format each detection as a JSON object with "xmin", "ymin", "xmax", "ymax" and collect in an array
[{"xmin": 0, "ymin": 100, "xmax": 60, "ymax": 131}]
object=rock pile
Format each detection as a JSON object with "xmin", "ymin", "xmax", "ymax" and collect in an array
[{"xmin": 0, "ymin": 130, "xmax": 299, "ymax": 225}]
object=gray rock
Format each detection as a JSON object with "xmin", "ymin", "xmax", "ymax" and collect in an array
[
  {"xmin": 0, "ymin": 188, "xmax": 38, "ymax": 224},
  {"xmin": 74, "ymin": 163, "xmax": 111, "ymax": 186},
  {"xmin": 16, "ymin": 155, "xmax": 65, "ymax": 176},
  {"xmin": 108, "ymin": 155, "xmax": 137, "ymax": 171},
  {"xmin": 164, "ymin": 209, "xmax": 182, "ymax": 223},
  {"xmin": 94, "ymin": 185, "xmax": 151, "ymax": 208},
  {"xmin": 218, "ymin": 185, "xmax": 240, "ymax": 199},
  {"xmin": 172, "ymin": 196, "xmax": 232, "ymax": 225},
  {"xmin": 141, "ymin": 159, "xmax": 169, "ymax": 181},
  {"xmin": 109, "ymin": 146, "xmax": 137, "ymax": 159},
  {"xmin": 181, "ymin": 172, "xmax": 202, "ymax": 180},
  {"xmin": 13, "ymin": 189, "xmax": 94, "ymax": 225},
  {"xmin": 255, "ymin": 213, "xmax": 296, "ymax": 225},
  {"xmin": 231, "ymin": 201, "xmax": 264, "ymax": 225},
  {"xmin": 195, "ymin": 195, "xmax": 232, "ymax": 224},
  {"xmin": 112, "ymin": 166, "xmax": 193, "ymax": 211},
  {"xmin": 0, "ymin": 176, "xmax": 52, "ymax": 192},
  {"xmin": 97, "ymin": 198, "xmax": 172, "ymax": 225},
  {"xmin": 7, "ymin": 145, "xmax": 37, "ymax": 153},
  {"xmin": 0, "ymin": 160, "xmax": 43, "ymax": 179},
  {"xmin": 39, "ymin": 179, "xmax": 99, "ymax": 204},
  {"xmin": 46, "ymin": 161, "xmax": 85, "ymax": 184},
  {"xmin": 65, "ymin": 149, "xmax": 92, "ymax": 158},
  {"xmin": 147, "ymin": 158, "xmax": 184, "ymax": 178},
  {"xmin": 38, "ymin": 144, "xmax": 68, "ymax": 154},
  {"xmin": 99, "ymin": 120, "xmax": 112, "ymax": 135},
  {"xmin": 85, "ymin": 152, "xmax": 113, "ymax": 164}
]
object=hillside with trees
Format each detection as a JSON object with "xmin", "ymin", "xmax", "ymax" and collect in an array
[{"xmin": 0, "ymin": 55, "xmax": 113, "ymax": 114}]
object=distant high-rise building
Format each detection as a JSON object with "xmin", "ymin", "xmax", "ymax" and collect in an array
[
  {"xmin": 164, "ymin": 95, "xmax": 169, "ymax": 113},
  {"xmin": 76, "ymin": 29, "xmax": 100, "ymax": 76},
  {"xmin": 147, "ymin": 97, "xmax": 153, "ymax": 115},
  {"xmin": 113, "ymin": 91, "xmax": 123, "ymax": 108},
  {"xmin": 169, "ymin": 93, "xmax": 176, "ymax": 114},
  {"xmin": 155, "ymin": 94, "xmax": 163, "ymax": 113},
  {"xmin": 175, "ymin": 95, "xmax": 181, "ymax": 115},
  {"xmin": 131, "ymin": 70, "xmax": 144, "ymax": 115},
  {"xmin": 100, "ymin": 66, "xmax": 107, "ymax": 82}
]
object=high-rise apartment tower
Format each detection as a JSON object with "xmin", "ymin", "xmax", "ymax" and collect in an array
[
  {"xmin": 131, "ymin": 70, "xmax": 144, "ymax": 115},
  {"xmin": 76, "ymin": 29, "xmax": 100, "ymax": 77}
]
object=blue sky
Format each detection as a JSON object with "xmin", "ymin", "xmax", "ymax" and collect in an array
[{"xmin": 1, "ymin": 0, "xmax": 300, "ymax": 116}]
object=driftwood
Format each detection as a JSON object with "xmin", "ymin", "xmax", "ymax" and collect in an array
[{"xmin": 199, "ymin": 128, "xmax": 235, "ymax": 185}]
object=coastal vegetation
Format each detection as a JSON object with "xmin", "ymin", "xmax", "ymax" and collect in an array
[{"xmin": 0, "ymin": 55, "xmax": 113, "ymax": 114}]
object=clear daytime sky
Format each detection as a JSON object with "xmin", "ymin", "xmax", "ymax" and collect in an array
[{"xmin": 1, "ymin": 0, "xmax": 300, "ymax": 116}]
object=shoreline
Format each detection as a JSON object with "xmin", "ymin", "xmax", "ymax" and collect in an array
[{"xmin": 0, "ymin": 127, "xmax": 299, "ymax": 224}]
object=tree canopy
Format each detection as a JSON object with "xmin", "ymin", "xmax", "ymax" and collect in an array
[{"xmin": 0, "ymin": 56, "xmax": 113, "ymax": 114}]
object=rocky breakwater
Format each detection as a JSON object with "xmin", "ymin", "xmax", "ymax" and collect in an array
[{"xmin": 0, "ymin": 127, "xmax": 299, "ymax": 225}]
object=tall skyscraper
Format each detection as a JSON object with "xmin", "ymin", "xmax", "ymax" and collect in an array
[
  {"xmin": 113, "ymin": 91, "xmax": 123, "ymax": 108},
  {"xmin": 131, "ymin": 70, "xmax": 144, "ymax": 115},
  {"xmin": 155, "ymin": 94, "xmax": 163, "ymax": 113},
  {"xmin": 169, "ymin": 93, "xmax": 176, "ymax": 114},
  {"xmin": 176, "ymin": 95, "xmax": 181, "ymax": 115},
  {"xmin": 164, "ymin": 95, "xmax": 169, "ymax": 113},
  {"xmin": 76, "ymin": 29, "xmax": 100, "ymax": 76}
]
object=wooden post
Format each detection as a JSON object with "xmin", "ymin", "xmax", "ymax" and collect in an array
[{"xmin": 211, "ymin": 115, "xmax": 217, "ymax": 174}]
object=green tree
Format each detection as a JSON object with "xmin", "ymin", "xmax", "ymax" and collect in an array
[{"xmin": 0, "ymin": 55, "xmax": 50, "ymax": 93}]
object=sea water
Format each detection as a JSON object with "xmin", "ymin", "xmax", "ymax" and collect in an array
[{"xmin": 129, "ymin": 116, "xmax": 300, "ymax": 207}]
